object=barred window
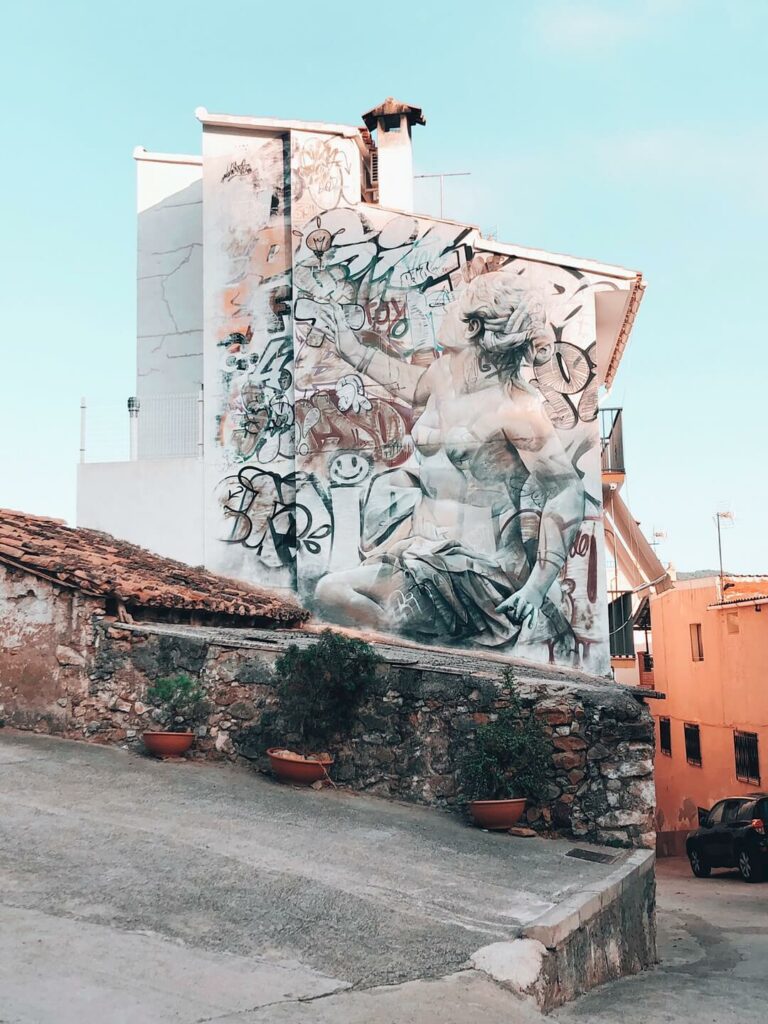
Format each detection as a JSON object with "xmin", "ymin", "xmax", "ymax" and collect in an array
[
  {"xmin": 685, "ymin": 723, "xmax": 702, "ymax": 766},
  {"xmin": 734, "ymin": 731, "xmax": 760, "ymax": 785},
  {"xmin": 659, "ymin": 717, "xmax": 672, "ymax": 757}
]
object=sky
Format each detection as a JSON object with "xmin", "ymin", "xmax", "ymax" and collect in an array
[{"xmin": 1, "ymin": 0, "xmax": 766, "ymax": 573}]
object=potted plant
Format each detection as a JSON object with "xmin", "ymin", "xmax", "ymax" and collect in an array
[
  {"xmin": 143, "ymin": 673, "xmax": 209, "ymax": 757},
  {"xmin": 268, "ymin": 629, "xmax": 380, "ymax": 784},
  {"xmin": 459, "ymin": 671, "xmax": 550, "ymax": 830}
]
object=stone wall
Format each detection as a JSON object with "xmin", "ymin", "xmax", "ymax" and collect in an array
[
  {"xmin": 1, "ymin": 587, "xmax": 656, "ymax": 849},
  {"xmin": 0, "ymin": 567, "xmax": 101, "ymax": 733}
]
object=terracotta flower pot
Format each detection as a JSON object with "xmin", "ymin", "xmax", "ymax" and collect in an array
[
  {"xmin": 143, "ymin": 731, "xmax": 194, "ymax": 757},
  {"xmin": 469, "ymin": 798, "xmax": 527, "ymax": 830},
  {"xmin": 267, "ymin": 747, "xmax": 334, "ymax": 785}
]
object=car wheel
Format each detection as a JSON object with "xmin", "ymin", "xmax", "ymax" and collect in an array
[
  {"xmin": 737, "ymin": 848, "xmax": 764, "ymax": 883},
  {"xmin": 689, "ymin": 846, "xmax": 711, "ymax": 878}
]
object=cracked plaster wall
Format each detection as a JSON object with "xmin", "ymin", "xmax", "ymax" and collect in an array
[{"xmin": 136, "ymin": 159, "xmax": 203, "ymax": 457}]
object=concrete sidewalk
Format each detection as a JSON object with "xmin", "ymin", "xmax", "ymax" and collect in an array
[{"xmin": 0, "ymin": 731, "xmax": 642, "ymax": 1022}]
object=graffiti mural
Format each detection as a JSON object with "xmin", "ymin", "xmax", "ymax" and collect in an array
[
  {"xmin": 204, "ymin": 126, "xmax": 618, "ymax": 672},
  {"xmin": 203, "ymin": 135, "xmax": 297, "ymax": 588}
]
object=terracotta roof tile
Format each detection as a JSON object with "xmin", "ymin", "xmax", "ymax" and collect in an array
[{"xmin": 0, "ymin": 508, "xmax": 308, "ymax": 626}]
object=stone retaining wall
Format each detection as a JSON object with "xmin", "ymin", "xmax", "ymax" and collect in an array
[{"xmin": 1, "ymin": 608, "xmax": 656, "ymax": 849}]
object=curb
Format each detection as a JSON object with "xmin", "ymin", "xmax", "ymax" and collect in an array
[
  {"xmin": 521, "ymin": 848, "xmax": 655, "ymax": 948},
  {"xmin": 470, "ymin": 847, "xmax": 655, "ymax": 1004}
]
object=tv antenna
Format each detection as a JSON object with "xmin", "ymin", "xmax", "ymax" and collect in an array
[
  {"xmin": 414, "ymin": 171, "xmax": 471, "ymax": 219},
  {"xmin": 714, "ymin": 510, "xmax": 734, "ymax": 599}
]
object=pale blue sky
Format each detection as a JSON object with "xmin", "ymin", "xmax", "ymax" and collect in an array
[{"xmin": 1, "ymin": 0, "xmax": 766, "ymax": 572}]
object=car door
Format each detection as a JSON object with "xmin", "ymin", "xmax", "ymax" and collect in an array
[
  {"xmin": 700, "ymin": 800, "xmax": 727, "ymax": 865},
  {"xmin": 719, "ymin": 800, "xmax": 752, "ymax": 866}
]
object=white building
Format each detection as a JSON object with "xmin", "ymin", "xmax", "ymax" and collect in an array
[{"xmin": 78, "ymin": 98, "xmax": 653, "ymax": 674}]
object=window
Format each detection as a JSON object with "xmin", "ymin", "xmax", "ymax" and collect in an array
[
  {"xmin": 707, "ymin": 800, "xmax": 726, "ymax": 825},
  {"xmin": 609, "ymin": 592, "xmax": 635, "ymax": 657},
  {"xmin": 722, "ymin": 799, "xmax": 750, "ymax": 824},
  {"xmin": 685, "ymin": 723, "xmax": 702, "ymax": 766},
  {"xmin": 690, "ymin": 623, "xmax": 704, "ymax": 661},
  {"xmin": 734, "ymin": 731, "xmax": 760, "ymax": 785},
  {"xmin": 726, "ymin": 611, "xmax": 739, "ymax": 635},
  {"xmin": 659, "ymin": 717, "xmax": 672, "ymax": 756}
]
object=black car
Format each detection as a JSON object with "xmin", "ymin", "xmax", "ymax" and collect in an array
[{"xmin": 686, "ymin": 794, "xmax": 768, "ymax": 882}]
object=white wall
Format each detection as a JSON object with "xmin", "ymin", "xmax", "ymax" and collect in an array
[
  {"xmin": 136, "ymin": 152, "xmax": 203, "ymax": 402},
  {"xmin": 376, "ymin": 115, "xmax": 414, "ymax": 211},
  {"xmin": 77, "ymin": 459, "xmax": 204, "ymax": 565}
]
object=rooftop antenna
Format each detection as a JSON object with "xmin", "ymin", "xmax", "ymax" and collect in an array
[
  {"xmin": 414, "ymin": 171, "xmax": 470, "ymax": 219},
  {"xmin": 714, "ymin": 510, "xmax": 734, "ymax": 599},
  {"xmin": 649, "ymin": 528, "xmax": 667, "ymax": 550}
]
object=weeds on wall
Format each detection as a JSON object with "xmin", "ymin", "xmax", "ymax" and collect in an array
[
  {"xmin": 273, "ymin": 629, "xmax": 380, "ymax": 753},
  {"xmin": 459, "ymin": 670, "xmax": 550, "ymax": 801},
  {"xmin": 146, "ymin": 673, "xmax": 209, "ymax": 733}
]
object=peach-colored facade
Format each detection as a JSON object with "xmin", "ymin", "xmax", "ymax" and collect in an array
[{"xmin": 650, "ymin": 575, "xmax": 768, "ymax": 854}]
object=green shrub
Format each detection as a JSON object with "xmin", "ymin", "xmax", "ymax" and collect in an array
[
  {"xmin": 459, "ymin": 670, "xmax": 550, "ymax": 802},
  {"xmin": 273, "ymin": 629, "xmax": 380, "ymax": 752},
  {"xmin": 145, "ymin": 673, "xmax": 209, "ymax": 732}
]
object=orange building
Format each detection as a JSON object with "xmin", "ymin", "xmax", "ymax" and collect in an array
[{"xmin": 649, "ymin": 574, "xmax": 768, "ymax": 855}]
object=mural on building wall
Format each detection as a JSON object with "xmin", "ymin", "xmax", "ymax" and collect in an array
[
  {"xmin": 204, "ymin": 136, "xmax": 298, "ymax": 588},
  {"xmin": 291, "ymin": 204, "xmax": 608, "ymax": 671},
  {"xmin": 205, "ymin": 128, "xmax": 611, "ymax": 672}
]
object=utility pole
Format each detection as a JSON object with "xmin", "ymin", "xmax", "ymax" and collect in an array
[
  {"xmin": 714, "ymin": 511, "xmax": 733, "ymax": 600},
  {"xmin": 413, "ymin": 172, "xmax": 470, "ymax": 219}
]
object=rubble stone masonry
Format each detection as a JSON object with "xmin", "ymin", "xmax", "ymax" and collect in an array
[{"xmin": 0, "ymin": 570, "xmax": 655, "ymax": 849}]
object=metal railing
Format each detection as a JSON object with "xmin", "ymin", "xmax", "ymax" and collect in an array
[
  {"xmin": 608, "ymin": 590, "xmax": 635, "ymax": 658},
  {"xmin": 600, "ymin": 407, "xmax": 624, "ymax": 474},
  {"xmin": 80, "ymin": 389, "xmax": 203, "ymax": 463}
]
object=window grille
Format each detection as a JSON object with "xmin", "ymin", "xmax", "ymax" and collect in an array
[
  {"xmin": 685, "ymin": 723, "xmax": 702, "ymax": 766},
  {"xmin": 659, "ymin": 717, "xmax": 672, "ymax": 757},
  {"xmin": 734, "ymin": 731, "xmax": 760, "ymax": 785}
]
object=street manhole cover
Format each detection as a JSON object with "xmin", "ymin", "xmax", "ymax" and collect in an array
[{"xmin": 565, "ymin": 848, "xmax": 620, "ymax": 865}]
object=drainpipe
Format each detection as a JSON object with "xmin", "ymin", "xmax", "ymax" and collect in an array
[{"xmin": 127, "ymin": 396, "xmax": 140, "ymax": 461}]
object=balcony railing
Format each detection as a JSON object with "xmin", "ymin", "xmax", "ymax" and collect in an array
[
  {"xmin": 600, "ymin": 407, "xmax": 624, "ymax": 475},
  {"xmin": 79, "ymin": 390, "xmax": 203, "ymax": 463},
  {"xmin": 608, "ymin": 590, "xmax": 635, "ymax": 658}
]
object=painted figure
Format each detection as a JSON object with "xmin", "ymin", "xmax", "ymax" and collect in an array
[{"xmin": 309, "ymin": 271, "xmax": 586, "ymax": 649}]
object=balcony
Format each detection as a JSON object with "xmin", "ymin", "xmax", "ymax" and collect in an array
[
  {"xmin": 608, "ymin": 590, "xmax": 635, "ymax": 658},
  {"xmin": 600, "ymin": 407, "xmax": 625, "ymax": 484}
]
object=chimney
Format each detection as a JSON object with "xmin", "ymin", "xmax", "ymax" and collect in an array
[{"xmin": 362, "ymin": 97, "xmax": 425, "ymax": 212}]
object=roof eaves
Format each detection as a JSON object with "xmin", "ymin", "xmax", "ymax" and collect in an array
[
  {"xmin": 708, "ymin": 595, "xmax": 768, "ymax": 609},
  {"xmin": 195, "ymin": 107, "xmax": 363, "ymax": 139}
]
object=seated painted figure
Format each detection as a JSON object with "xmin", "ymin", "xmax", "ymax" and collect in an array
[{"xmin": 311, "ymin": 271, "xmax": 585, "ymax": 650}]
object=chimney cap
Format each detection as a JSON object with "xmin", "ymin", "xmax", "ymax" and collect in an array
[{"xmin": 362, "ymin": 97, "xmax": 426, "ymax": 131}]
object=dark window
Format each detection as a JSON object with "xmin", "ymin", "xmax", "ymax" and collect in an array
[
  {"xmin": 685, "ymin": 723, "xmax": 702, "ymax": 766},
  {"xmin": 708, "ymin": 800, "xmax": 726, "ymax": 825},
  {"xmin": 757, "ymin": 799, "xmax": 768, "ymax": 824},
  {"xmin": 722, "ymin": 799, "xmax": 750, "ymax": 824},
  {"xmin": 659, "ymin": 717, "xmax": 672, "ymax": 756},
  {"xmin": 734, "ymin": 730, "xmax": 760, "ymax": 785},
  {"xmin": 690, "ymin": 623, "xmax": 704, "ymax": 661},
  {"xmin": 609, "ymin": 592, "xmax": 635, "ymax": 657}
]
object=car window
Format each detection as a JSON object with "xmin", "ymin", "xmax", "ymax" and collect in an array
[
  {"xmin": 708, "ymin": 801, "xmax": 726, "ymax": 825},
  {"xmin": 756, "ymin": 799, "xmax": 768, "ymax": 823},
  {"xmin": 722, "ymin": 800, "xmax": 751, "ymax": 824}
]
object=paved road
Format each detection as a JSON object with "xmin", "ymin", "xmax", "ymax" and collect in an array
[
  {"xmin": 1, "ymin": 731, "xmax": 766, "ymax": 1023},
  {"xmin": 554, "ymin": 856, "xmax": 768, "ymax": 1024},
  {"xmin": 0, "ymin": 731, "xmax": 622, "ymax": 1023}
]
